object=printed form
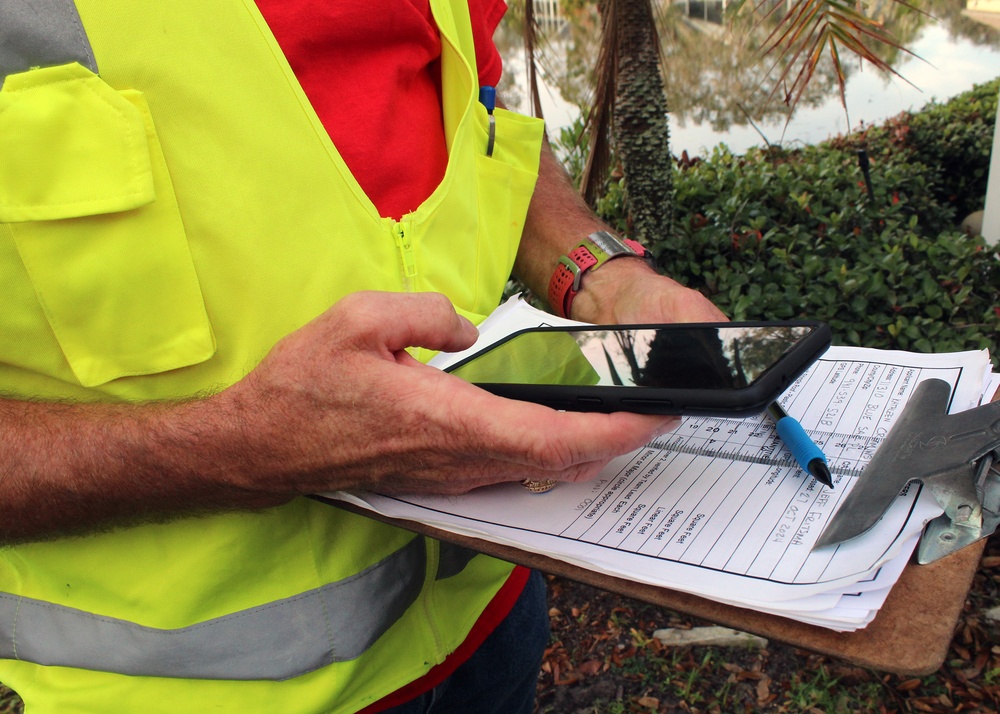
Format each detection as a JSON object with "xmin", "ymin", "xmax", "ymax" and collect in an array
[{"xmin": 328, "ymin": 298, "xmax": 995, "ymax": 629}]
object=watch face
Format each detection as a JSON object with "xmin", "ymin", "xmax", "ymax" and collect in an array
[{"xmin": 588, "ymin": 230, "xmax": 633, "ymax": 256}]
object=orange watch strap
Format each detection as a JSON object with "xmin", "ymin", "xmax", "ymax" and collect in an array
[{"xmin": 547, "ymin": 231, "xmax": 649, "ymax": 319}]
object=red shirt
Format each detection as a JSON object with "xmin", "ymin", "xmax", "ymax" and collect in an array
[
  {"xmin": 255, "ymin": 0, "xmax": 506, "ymax": 219},
  {"xmin": 253, "ymin": 2, "xmax": 529, "ymax": 709}
]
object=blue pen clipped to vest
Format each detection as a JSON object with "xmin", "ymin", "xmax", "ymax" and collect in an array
[{"xmin": 478, "ymin": 85, "xmax": 496, "ymax": 157}]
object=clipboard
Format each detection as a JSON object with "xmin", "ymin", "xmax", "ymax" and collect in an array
[
  {"xmin": 326, "ymin": 384, "xmax": 999, "ymax": 677},
  {"xmin": 331, "ymin": 498, "xmax": 984, "ymax": 677}
]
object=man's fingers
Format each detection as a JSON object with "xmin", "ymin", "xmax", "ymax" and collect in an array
[
  {"xmin": 449, "ymin": 381, "xmax": 677, "ymax": 472},
  {"xmin": 330, "ymin": 292, "xmax": 480, "ymax": 356},
  {"xmin": 511, "ymin": 409, "xmax": 678, "ymax": 472}
]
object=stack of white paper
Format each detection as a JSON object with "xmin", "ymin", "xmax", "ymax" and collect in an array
[{"xmin": 329, "ymin": 297, "xmax": 998, "ymax": 631}]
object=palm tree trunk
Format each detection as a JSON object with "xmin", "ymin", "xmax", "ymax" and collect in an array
[
  {"xmin": 581, "ymin": 0, "xmax": 675, "ymax": 244},
  {"xmin": 611, "ymin": 0, "xmax": 674, "ymax": 245}
]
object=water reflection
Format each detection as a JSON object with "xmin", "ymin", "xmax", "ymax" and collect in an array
[{"xmin": 496, "ymin": 0, "xmax": 1000, "ymax": 155}]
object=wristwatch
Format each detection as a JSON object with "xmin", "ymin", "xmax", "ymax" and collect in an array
[{"xmin": 547, "ymin": 230, "xmax": 651, "ymax": 319}]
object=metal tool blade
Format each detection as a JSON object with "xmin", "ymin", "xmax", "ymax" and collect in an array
[{"xmin": 813, "ymin": 379, "xmax": 1000, "ymax": 551}]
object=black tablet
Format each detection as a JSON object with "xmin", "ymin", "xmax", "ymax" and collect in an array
[{"xmin": 444, "ymin": 321, "xmax": 831, "ymax": 416}]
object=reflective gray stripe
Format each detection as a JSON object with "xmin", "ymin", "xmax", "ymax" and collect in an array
[
  {"xmin": 0, "ymin": 537, "xmax": 426, "ymax": 680},
  {"xmin": 0, "ymin": 0, "xmax": 98, "ymax": 85}
]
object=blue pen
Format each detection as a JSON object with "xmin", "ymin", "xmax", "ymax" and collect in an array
[
  {"xmin": 478, "ymin": 85, "xmax": 496, "ymax": 157},
  {"xmin": 767, "ymin": 402, "xmax": 834, "ymax": 488}
]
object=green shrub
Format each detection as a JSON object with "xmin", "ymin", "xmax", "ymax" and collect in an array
[
  {"xmin": 831, "ymin": 79, "xmax": 1000, "ymax": 220},
  {"xmin": 560, "ymin": 77, "xmax": 1000, "ymax": 365}
]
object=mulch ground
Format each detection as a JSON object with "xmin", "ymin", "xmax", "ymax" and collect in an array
[{"xmin": 535, "ymin": 535, "xmax": 1000, "ymax": 714}]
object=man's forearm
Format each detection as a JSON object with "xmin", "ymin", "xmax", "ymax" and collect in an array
[
  {"xmin": 514, "ymin": 140, "xmax": 728, "ymax": 325},
  {"xmin": 0, "ymin": 394, "xmax": 281, "ymax": 544},
  {"xmin": 513, "ymin": 142, "xmax": 621, "ymax": 302}
]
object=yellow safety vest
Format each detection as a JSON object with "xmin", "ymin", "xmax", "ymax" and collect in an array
[{"xmin": 0, "ymin": 0, "xmax": 544, "ymax": 711}]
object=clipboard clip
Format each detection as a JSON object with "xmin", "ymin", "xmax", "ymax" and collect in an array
[
  {"xmin": 919, "ymin": 447, "xmax": 1000, "ymax": 563},
  {"xmin": 813, "ymin": 378, "xmax": 1000, "ymax": 564}
]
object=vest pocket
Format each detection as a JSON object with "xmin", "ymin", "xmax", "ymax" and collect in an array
[
  {"xmin": 0, "ymin": 63, "xmax": 215, "ymax": 388},
  {"xmin": 473, "ymin": 107, "xmax": 545, "ymax": 310}
]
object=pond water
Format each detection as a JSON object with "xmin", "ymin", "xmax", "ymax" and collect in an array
[{"xmin": 496, "ymin": 0, "xmax": 1000, "ymax": 156}]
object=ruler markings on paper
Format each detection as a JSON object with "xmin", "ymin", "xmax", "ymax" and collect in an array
[{"xmin": 650, "ymin": 416, "xmax": 882, "ymax": 478}]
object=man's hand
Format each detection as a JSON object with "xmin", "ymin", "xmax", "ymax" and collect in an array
[
  {"xmin": 567, "ymin": 257, "xmax": 728, "ymax": 325},
  {"xmin": 0, "ymin": 291, "xmax": 678, "ymax": 543},
  {"xmin": 214, "ymin": 291, "xmax": 678, "ymax": 498}
]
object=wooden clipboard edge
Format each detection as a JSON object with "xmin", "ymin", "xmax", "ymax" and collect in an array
[{"xmin": 324, "ymin": 497, "xmax": 983, "ymax": 677}]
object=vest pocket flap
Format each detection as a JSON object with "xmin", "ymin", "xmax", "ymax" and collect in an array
[
  {"xmin": 6, "ymin": 77, "xmax": 215, "ymax": 388},
  {"xmin": 0, "ymin": 63, "xmax": 155, "ymax": 222}
]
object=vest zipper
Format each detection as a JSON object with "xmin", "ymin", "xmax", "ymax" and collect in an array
[{"xmin": 392, "ymin": 221, "xmax": 417, "ymax": 291}]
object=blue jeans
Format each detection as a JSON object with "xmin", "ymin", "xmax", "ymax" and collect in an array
[{"xmin": 382, "ymin": 569, "xmax": 549, "ymax": 714}]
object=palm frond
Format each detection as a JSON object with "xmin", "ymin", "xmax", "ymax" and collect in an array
[{"xmin": 751, "ymin": 0, "xmax": 923, "ymax": 113}]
